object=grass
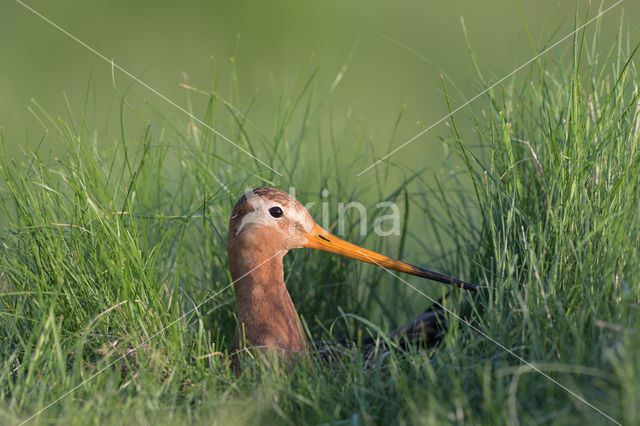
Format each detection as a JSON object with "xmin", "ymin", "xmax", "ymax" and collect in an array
[{"xmin": 1, "ymin": 9, "xmax": 639, "ymax": 426}]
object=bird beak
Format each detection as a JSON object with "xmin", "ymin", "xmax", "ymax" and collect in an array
[{"xmin": 303, "ymin": 224, "xmax": 476, "ymax": 291}]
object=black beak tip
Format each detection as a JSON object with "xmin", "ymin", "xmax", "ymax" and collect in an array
[{"xmin": 460, "ymin": 281, "xmax": 477, "ymax": 291}]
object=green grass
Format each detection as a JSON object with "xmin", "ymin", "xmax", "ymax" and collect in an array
[{"xmin": 1, "ymin": 11, "xmax": 639, "ymax": 426}]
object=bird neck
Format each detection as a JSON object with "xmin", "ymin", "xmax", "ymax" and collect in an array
[{"xmin": 228, "ymin": 246, "xmax": 309, "ymax": 357}]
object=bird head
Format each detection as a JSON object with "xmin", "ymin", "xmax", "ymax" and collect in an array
[{"xmin": 228, "ymin": 187, "xmax": 476, "ymax": 291}]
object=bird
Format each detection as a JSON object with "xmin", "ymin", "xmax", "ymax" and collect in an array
[{"xmin": 227, "ymin": 187, "xmax": 476, "ymax": 368}]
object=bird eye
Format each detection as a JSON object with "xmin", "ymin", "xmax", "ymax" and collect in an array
[{"xmin": 269, "ymin": 206, "xmax": 284, "ymax": 218}]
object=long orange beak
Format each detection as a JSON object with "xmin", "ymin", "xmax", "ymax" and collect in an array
[{"xmin": 303, "ymin": 224, "xmax": 476, "ymax": 291}]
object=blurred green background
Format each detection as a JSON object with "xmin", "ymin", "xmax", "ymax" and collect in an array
[{"xmin": 1, "ymin": 0, "xmax": 635, "ymax": 170}]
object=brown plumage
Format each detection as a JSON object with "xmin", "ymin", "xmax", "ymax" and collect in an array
[{"xmin": 227, "ymin": 187, "xmax": 475, "ymax": 369}]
